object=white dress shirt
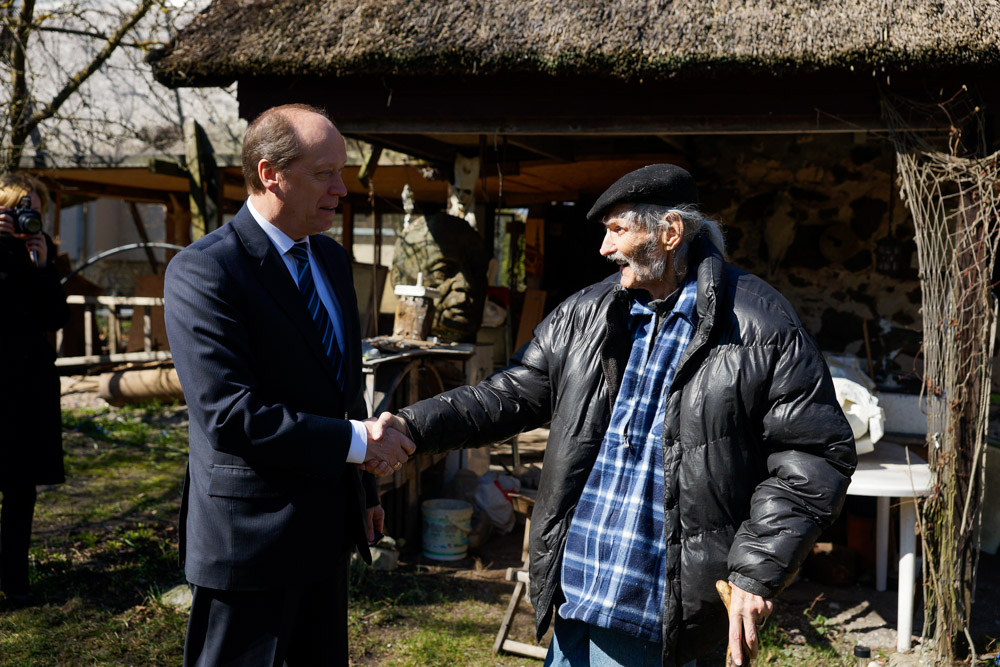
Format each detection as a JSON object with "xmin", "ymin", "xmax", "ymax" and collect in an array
[{"xmin": 248, "ymin": 199, "xmax": 368, "ymax": 464}]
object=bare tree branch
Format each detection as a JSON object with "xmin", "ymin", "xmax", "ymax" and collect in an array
[
  {"xmin": 36, "ymin": 25, "xmax": 160, "ymax": 49},
  {"xmin": 24, "ymin": 0, "xmax": 155, "ymax": 136},
  {"xmin": 2, "ymin": 0, "xmax": 240, "ymax": 172}
]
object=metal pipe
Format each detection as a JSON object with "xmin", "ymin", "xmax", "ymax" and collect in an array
[{"xmin": 61, "ymin": 242, "xmax": 186, "ymax": 284}]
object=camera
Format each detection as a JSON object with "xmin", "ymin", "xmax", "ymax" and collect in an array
[{"xmin": 5, "ymin": 196, "xmax": 43, "ymax": 234}]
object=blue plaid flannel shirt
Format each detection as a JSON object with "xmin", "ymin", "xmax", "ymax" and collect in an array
[{"xmin": 558, "ymin": 276, "xmax": 699, "ymax": 641}]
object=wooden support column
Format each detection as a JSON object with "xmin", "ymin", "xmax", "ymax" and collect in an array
[
  {"xmin": 167, "ymin": 194, "xmax": 191, "ymax": 253},
  {"xmin": 184, "ymin": 119, "xmax": 220, "ymax": 241},
  {"xmin": 128, "ymin": 202, "xmax": 159, "ymax": 274},
  {"xmin": 341, "ymin": 199, "xmax": 354, "ymax": 259},
  {"xmin": 52, "ymin": 188, "xmax": 62, "ymax": 246}
]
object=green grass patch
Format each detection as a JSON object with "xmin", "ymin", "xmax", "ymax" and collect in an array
[{"xmin": 0, "ymin": 403, "xmax": 189, "ymax": 665}]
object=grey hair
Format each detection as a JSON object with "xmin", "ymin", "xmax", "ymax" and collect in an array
[{"xmin": 606, "ymin": 203, "xmax": 726, "ymax": 278}]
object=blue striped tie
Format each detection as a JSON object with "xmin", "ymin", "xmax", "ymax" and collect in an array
[{"xmin": 288, "ymin": 243, "xmax": 345, "ymax": 389}]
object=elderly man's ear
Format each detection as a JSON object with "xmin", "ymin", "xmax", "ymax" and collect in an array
[{"xmin": 660, "ymin": 212, "xmax": 684, "ymax": 251}]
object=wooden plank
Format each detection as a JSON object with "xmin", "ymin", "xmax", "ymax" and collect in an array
[
  {"xmin": 358, "ymin": 144, "xmax": 383, "ymax": 187},
  {"xmin": 493, "ymin": 580, "xmax": 526, "ymax": 654},
  {"xmin": 515, "ymin": 289, "xmax": 547, "ymax": 350},
  {"xmin": 352, "ymin": 133, "xmax": 453, "ymax": 163},
  {"xmin": 107, "ymin": 309, "xmax": 118, "ymax": 356},
  {"xmin": 185, "ymin": 119, "xmax": 209, "ymax": 240},
  {"xmin": 337, "ymin": 115, "xmax": 910, "ymax": 135},
  {"xmin": 52, "ymin": 179, "xmax": 173, "ymax": 204},
  {"xmin": 501, "ymin": 640, "xmax": 547, "ymax": 660},
  {"xmin": 238, "ymin": 71, "xmax": 960, "ymax": 135},
  {"xmin": 128, "ymin": 202, "xmax": 160, "ymax": 274},
  {"xmin": 84, "ymin": 308, "xmax": 94, "ymax": 357},
  {"xmin": 126, "ymin": 275, "xmax": 168, "ymax": 353},
  {"xmin": 55, "ymin": 351, "xmax": 173, "ymax": 367},
  {"xmin": 66, "ymin": 295, "xmax": 164, "ymax": 307},
  {"xmin": 506, "ymin": 136, "xmax": 574, "ymax": 162}
]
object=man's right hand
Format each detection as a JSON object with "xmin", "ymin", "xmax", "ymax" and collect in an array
[{"xmin": 362, "ymin": 414, "xmax": 416, "ymax": 477}]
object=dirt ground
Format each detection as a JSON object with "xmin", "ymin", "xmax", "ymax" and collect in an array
[{"xmin": 60, "ymin": 375, "xmax": 109, "ymax": 411}]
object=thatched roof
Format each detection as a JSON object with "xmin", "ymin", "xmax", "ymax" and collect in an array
[{"xmin": 151, "ymin": 0, "xmax": 1000, "ymax": 87}]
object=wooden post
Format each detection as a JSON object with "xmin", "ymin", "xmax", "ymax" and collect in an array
[
  {"xmin": 128, "ymin": 202, "xmax": 159, "ymax": 274},
  {"xmin": 84, "ymin": 307, "xmax": 94, "ymax": 357},
  {"xmin": 52, "ymin": 188, "xmax": 62, "ymax": 246},
  {"xmin": 167, "ymin": 194, "xmax": 191, "ymax": 250},
  {"xmin": 341, "ymin": 199, "xmax": 354, "ymax": 258},
  {"xmin": 184, "ymin": 119, "xmax": 220, "ymax": 241},
  {"xmin": 143, "ymin": 306, "xmax": 152, "ymax": 353},
  {"xmin": 107, "ymin": 308, "xmax": 118, "ymax": 356}
]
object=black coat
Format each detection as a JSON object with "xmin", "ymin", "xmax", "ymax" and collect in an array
[
  {"xmin": 0, "ymin": 233, "xmax": 69, "ymax": 486},
  {"xmin": 164, "ymin": 206, "xmax": 376, "ymax": 591},
  {"xmin": 399, "ymin": 237, "xmax": 856, "ymax": 665}
]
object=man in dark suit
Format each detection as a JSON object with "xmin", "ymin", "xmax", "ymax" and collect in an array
[{"xmin": 164, "ymin": 103, "xmax": 415, "ymax": 666}]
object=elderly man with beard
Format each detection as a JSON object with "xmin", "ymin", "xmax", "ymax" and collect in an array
[{"xmin": 373, "ymin": 164, "xmax": 856, "ymax": 666}]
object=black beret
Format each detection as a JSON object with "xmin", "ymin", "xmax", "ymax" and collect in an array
[{"xmin": 586, "ymin": 164, "xmax": 698, "ymax": 223}]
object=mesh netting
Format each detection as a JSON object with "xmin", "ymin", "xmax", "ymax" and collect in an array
[{"xmin": 883, "ymin": 91, "xmax": 1000, "ymax": 662}]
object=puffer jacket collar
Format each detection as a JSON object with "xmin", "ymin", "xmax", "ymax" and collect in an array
[
  {"xmin": 675, "ymin": 234, "xmax": 727, "ymax": 383},
  {"xmin": 600, "ymin": 234, "xmax": 726, "ymax": 412}
]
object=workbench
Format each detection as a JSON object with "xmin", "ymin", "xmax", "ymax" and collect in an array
[{"xmin": 361, "ymin": 341, "xmax": 493, "ymax": 546}]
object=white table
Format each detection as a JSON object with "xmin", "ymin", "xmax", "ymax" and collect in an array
[{"xmin": 846, "ymin": 440, "xmax": 933, "ymax": 652}]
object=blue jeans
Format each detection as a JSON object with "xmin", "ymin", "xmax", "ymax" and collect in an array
[{"xmin": 544, "ymin": 614, "xmax": 696, "ymax": 667}]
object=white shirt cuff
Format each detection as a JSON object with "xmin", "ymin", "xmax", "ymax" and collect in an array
[{"xmin": 347, "ymin": 420, "xmax": 368, "ymax": 464}]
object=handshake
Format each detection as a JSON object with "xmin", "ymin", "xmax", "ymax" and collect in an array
[{"xmin": 360, "ymin": 412, "xmax": 415, "ymax": 477}]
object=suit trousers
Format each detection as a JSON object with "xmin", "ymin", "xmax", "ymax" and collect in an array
[
  {"xmin": 183, "ymin": 553, "xmax": 350, "ymax": 667},
  {"xmin": 0, "ymin": 482, "xmax": 37, "ymax": 596}
]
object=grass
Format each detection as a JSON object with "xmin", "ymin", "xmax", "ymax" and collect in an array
[
  {"xmin": 755, "ymin": 601, "xmax": 856, "ymax": 666},
  {"xmin": 3, "ymin": 400, "xmax": 995, "ymax": 665},
  {"xmin": 2, "ymin": 401, "xmax": 189, "ymax": 665}
]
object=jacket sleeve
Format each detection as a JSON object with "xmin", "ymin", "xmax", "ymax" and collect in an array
[
  {"xmin": 164, "ymin": 247, "xmax": 354, "ymax": 478},
  {"xmin": 398, "ymin": 322, "xmax": 556, "ymax": 454},
  {"xmin": 728, "ymin": 326, "xmax": 857, "ymax": 598}
]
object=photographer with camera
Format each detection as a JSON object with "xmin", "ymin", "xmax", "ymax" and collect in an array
[{"xmin": 0, "ymin": 172, "xmax": 68, "ymax": 606}]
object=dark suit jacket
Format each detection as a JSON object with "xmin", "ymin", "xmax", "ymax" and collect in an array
[{"xmin": 164, "ymin": 204, "xmax": 375, "ymax": 591}]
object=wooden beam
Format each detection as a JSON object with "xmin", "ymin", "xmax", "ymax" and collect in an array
[
  {"xmin": 127, "ymin": 202, "xmax": 159, "ymax": 274},
  {"xmin": 53, "ymin": 188, "xmax": 62, "ymax": 246},
  {"xmin": 54, "ymin": 179, "xmax": 173, "ymax": 204},
  {"xmin": 167, "ymin": 193, "xmax": 191, "ymax": 248},
  {"xmin": 655, "ymin": 134, "xmax": 688, "ymax": 153},
  {"xmin": 506, "ymin": 135, "xmax": 574, "ymax": 162},
  {"xmin": 347, "ymin": 132, "xmax": 454, "ymax": 163},
  {"xmin": 185, "ymin": 119, "xmax": 210, "ymax": 240},
  {"xmin": 358, "ymin": 144, "xmax": 383, "ymax": 188},
  {"xmin": 148, "ymin": 157, "xmax": 188, "ymax": 179},
  {"xmin": 336, "ymin": 115, "xmax": 916, "ymax": 135},
  {"xmin": 341, "ymin": 199, "xmax": 354, "ymax": 259}
]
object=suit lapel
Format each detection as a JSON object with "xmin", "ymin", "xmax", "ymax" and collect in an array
[{"xmin": 231, "ymin": 208, "xmax": 342, "ymax": 388}]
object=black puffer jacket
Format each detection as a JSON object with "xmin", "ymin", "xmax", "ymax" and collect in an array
[{"xmin": 399, "ymin": 238, "xmax": 856, "ymax": 665}]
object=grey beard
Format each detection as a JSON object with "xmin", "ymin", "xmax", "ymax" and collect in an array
[{"xmin": 607, "ymin": 238, "xmax": 669, "ymax": 282}]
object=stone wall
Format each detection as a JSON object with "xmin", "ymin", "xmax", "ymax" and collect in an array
[{"xmin": 692, "ymin": 132, "xmax": 924, "ymax": 385}]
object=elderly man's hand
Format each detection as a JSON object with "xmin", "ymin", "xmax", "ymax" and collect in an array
[
  {"xmin": 360, "ymin": 413, "xmax": 415, "ymax": 477},
  {"xmin": 372, "ymin": 412, "xmax": 411, "ymax": 441},
  {"xmin": 726, "ymin": 581, "xmax": 773, "ymax": 665}
]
